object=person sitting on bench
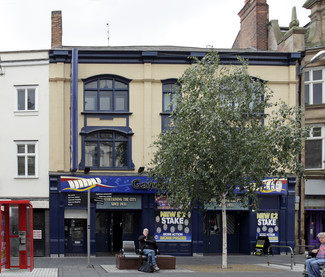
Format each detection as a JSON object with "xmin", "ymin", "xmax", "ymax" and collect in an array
[
  {"xmin": 138, "ymin": 228, "xmax": 160, "ymax": 272},
  {"xmin": 306, "ymin": 232, "xmax": 325, "ymax": 277}
]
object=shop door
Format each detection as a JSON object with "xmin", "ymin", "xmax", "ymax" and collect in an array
[
  {"xmin": 309, "ymin": 212, "xmax": 325, "ymax": 245},
  {"xmin": 65, "ymin": 219, "xmax": 87, "ymax": 254},
  {"xmin": 33, "ymin": 210, "xmax": 45, "ymax": 257},
  {"xmin": 204, "ymin": 212, "xmax": 240, "ymax": 253},
  {"xmin": 96, "ymin": 211, "xmax": 110, "ymax": 253}
]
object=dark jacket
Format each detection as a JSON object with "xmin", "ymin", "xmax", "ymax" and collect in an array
[{"xmin": 138, "ymin": 235, "xmax": 158, "ymax": 251}]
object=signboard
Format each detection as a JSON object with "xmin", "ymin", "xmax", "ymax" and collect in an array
[
  {"xmin": 205, "ymin": 198, "xmax": 249, "ymax": 211},
  {"xmin": 64, "ymin": 193, "xmax": 87, "ymax": 207},
  {"xmin": 235, "ymin": 178, "xmax": 288, "ymax": 195},
  {"xmin": 60, "ymin": 176, "xmax": 155, "ymax": 194},
  {"xmin": 154, "ymin": 210, "xmax": 191, "ymax": 242},
  {"xmin": 33, "ymin": 230, "xmax": 42, "ymax": 240},
  {"xmin": 96, "ymin": 194, "xmax": 142, "ymax": 210},
  {"xmin": 256, "ymin": 212, "xmax": 279, "ymax": 243}
]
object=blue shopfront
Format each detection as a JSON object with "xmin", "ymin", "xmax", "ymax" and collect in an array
[{"xmin": 49, "ymin": 175, "xmax": 296, "ymax": 256}]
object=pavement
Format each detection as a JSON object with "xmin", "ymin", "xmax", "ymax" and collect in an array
[{"xmin": 0, "ymin": 254, "xmax": 308, "ymax": 277}]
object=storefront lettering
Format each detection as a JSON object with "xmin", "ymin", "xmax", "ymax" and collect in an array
[
  {"xmin": 67, "ymin": 177, "xmax": 101, "ymax": 189},
  {"xmin": 132, "ymin": 179, "xmax": 153, "ymax": 190}
]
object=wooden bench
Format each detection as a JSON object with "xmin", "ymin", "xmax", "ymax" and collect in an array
[{"xmin": 116, "ymin": 241, "xmax": 176, "ymax": 270}]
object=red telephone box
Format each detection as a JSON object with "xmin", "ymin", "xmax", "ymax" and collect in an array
[{"xmin": 0, "ymin": 200, "xmax": 33, "ymax": 273}]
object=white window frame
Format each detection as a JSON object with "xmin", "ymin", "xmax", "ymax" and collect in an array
[
  {"xmin": 304, "ymin": 67, "xmax": 325, "ymax": 105},
  {"xmin": 305, "ymin": 125, "xmax": 325, "ymax": 170},
  {"xmin": 15, "ymin": 141, "xmax": 38, "ymax": 178},
  {"xmin": 14, "ymin": 85, "xmax": 39, "ymax": 112}
]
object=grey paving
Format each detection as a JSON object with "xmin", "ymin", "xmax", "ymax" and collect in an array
[{"xmin": 0, "ymin": 254, "xmax": 308, "ymax": 277}]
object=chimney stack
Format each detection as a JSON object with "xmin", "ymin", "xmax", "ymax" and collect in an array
[
  {"xmin": 237, "ymin": 0, "xmax": 269, "ymax": 50},
  {"xmin": 51, "ymin": 11, "xmax": 62, "ymax": 48}
]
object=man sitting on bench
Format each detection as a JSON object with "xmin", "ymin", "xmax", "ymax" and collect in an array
[{"xmin": 138, "ymin": 228, "xmax": 160, "ymax": 272}]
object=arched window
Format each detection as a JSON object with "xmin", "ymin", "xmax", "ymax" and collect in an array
[
  {"xmin": 84, "ymin": 75, "xmax": 130, "ymax": 112},
  {"xmin": 84, "ymin": 131, "xmax": 129, "ymax": 169}
]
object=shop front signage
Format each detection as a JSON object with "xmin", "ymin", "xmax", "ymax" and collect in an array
[
  {"xmin": 96, "ymin": 194, "xmax": 142, "ymax": 210},
  {"xmin": 256, "ymin": 211, "xmax": 279, "ymax": 243},
  {"xmin": 60, "ymin": 176, "xmax": 154, "ymax": 194}
]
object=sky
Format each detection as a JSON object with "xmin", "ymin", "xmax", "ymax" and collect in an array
[{"xmin": 0, "ymin": 0, "xmax": 311, "ymax": 51}]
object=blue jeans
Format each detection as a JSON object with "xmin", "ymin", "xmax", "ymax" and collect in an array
[
  {"xmin": 306, "ymin": 258, "xmax": 325, "ymax": 277},
  {"xmin": 143, "ymin": 249, "xmax": 156, "ymax": 265}
]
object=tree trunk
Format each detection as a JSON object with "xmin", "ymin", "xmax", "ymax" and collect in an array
[{"xmin": 221, "ymin": 193, "xmax": 227, "ymax": 268}]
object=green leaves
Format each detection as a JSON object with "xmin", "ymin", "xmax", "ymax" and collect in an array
[{"xmin": 147, "ymin": 51, "xmax": 307, "ymax": 210}]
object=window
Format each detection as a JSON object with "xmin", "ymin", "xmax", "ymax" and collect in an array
[
  {"xmin": 84, "ymin": 76, "xmax": 129, "ymax": 112},
  {"xmin": 305, "ymin": 125, "xmax": 324, "ymax": 169},
  {"xmin": 84, "ymin": 131, "xmax": 129, "ymax": 169},
  {"xmin": 305, "ymin": 69, "xmax": 324, "ymax": 105},
  {"xmin": 15, "ymin": 86, "xmax": 38, "ymax": 111},
  {"xmin": 161, "ymin": 79, "xmax": 179, "ymax": 130},
  {"xmin": 15, "ymin": 141, "xmax": 38, "ymax": 177}
]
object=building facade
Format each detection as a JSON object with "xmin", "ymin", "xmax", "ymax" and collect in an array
[{"xmin": 0, "ymin": 50, "xmax": 50, "ymax": 256}]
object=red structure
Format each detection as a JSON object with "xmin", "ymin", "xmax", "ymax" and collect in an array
[{"xmin": 0, "ymin": 200, "xmax": 33, "ymax": 273}]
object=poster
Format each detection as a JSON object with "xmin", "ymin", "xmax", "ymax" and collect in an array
[
  {"xmin": 256, "ymin": 212, "xmax": 279, "ymax": 243},
  {"xmin": 1, "ymin": 217, "xmax": 6, "ymax": 265},
  {"xmin": 154, "ymin": 210, "xmax": 191, "ymax": 242}
]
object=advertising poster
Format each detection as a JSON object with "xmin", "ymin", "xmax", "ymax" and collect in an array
[
  {"xmin": 1, "ymin": 217, "xmax": 6, "ymax": 265},
  {"xmin": 154, "ymin": 195, "xmax": 191, "ymax": 242},
  {"xmin": 256, "ymin": 212, "xmax": 279, "ymax": 243}
]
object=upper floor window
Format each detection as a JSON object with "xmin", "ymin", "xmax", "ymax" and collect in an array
[
  {"xmin": 305, "ymin": 69, "xmax": 324, "ymax": 105},
  {"xmin": 15, "ymin": 141, "xmax": 38, "ymax": 178},
  {"xmin": 305, "ymin": 125, "xmax": 324, "ymax": 170},
  {"xmin": 84, "ymin": 76, "xmax": 130, "ymax": 112},
  {"xmin": 15, "ymin": 86, "xmax": 38, "ymax": 111},
  {"xmin": 84, "ymin": 131, "xmax": 129, "ymax": 169},
  {"xmin": 162, "ymin": 79, "xmax": 179, "ymax": 131}
]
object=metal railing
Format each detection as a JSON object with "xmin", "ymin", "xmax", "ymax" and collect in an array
[{"xmin": 267, "ymin": 245, "xmax": 295, "ymax": 270}]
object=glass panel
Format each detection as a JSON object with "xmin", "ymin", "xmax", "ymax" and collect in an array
[
  {"xmin": 99, "ymin": 91, "xmax": 112, "ymax": 111},
  {"xmin": 100, "ymin": 142, "xmax": 112, "ymax": 167},
  {"xmin": 305, "ymin": 140, "xmax": 322, "ymax": 169},
  {"xmin": 85, "ymin": 91, "xmax": 97, "ymax": 110},
  {"xmin": 10, "ymin": 207, "xmax": 19, "ymax": 236},
  {"xmin": 305, "ymin": 71, "xmax": 309, "ymax": 82},
  {"xmin": 313, "ymin": 70, "xmax": 322, "ymax": 81},
  {"xmin": 99, "ymin": 132, "xmax": 113, "ymax": 139},
  {"xmin": 96, "ymin": 213, "xmax": 106, "ymax": 233},
  {"xmin": 28, "ymin": 156, "xmax": 35, "ymax": 176},
  {"xmin": 18, "ymin": 156, "xmax": 25, "ymax": 175},
  {"xmin": 85, "ymin": 142, "xmax": 98, "ymax": 167},
  {"xmin": 163, "ymin": 93, "xmax": 172, "ymax": 112},
  {"xmin": 123, "ymin": 213, "xmax": 134, "ymax": 234},
  {"xmin": 115, "ymin": 133, "xmax": 127, "ymax": 140},
  {"xmin": 115, "ymin": 141, "xmax": 127, "ymax": 167},
  {"xmin": 227, "ymin": 214, "xmax": 235, "ymax": 234},
  {"xmin": 86, "ymin": 133, "xmax": 97, "ymax": 139},
  {"xmin": 171, "ymin": 84, "xmax": 179, "ymax": 93},
  {"xmin": 18, "ymin": 89, "xmax": 25, "ymax": 110},
  {"xmin": 17, "ymin": 144, "xmax": 25, "ymax": 153},
  {"xmin": 27, "ymin": 144, "xmax": 35, "ymax": 153},
  {"xmin": 99, "ymin": 79, "xmax": 113, "ymax": 89},
  {"xmin": 27, "ymin": 89, "xmax": 35, "ymax": 110},
  {"xmin": 84, "ymin": 81, "xmax": 98, "ymax": 89},
  {"xmin": 312, "ymin": 127, "xmax": 322, "ymax": 137},
  {"xmin": 313, "ymin": 83, "xmax": 322, "ymax": 104},
  {"xmin": 305, "ymin": 84, "xmax": 310, "ymax": 104},
  {"xmin": 162, "ymin": 116, "xmax": 171, "ymax": 131},
  {"xmin": 115, "ymin": 81, "xmax": 128, "ymax": 89},
  {"xmin": 115, "ymin": 91, "xmax": 127, "ymax": 111},
  {"xmin": 163, "ymin": 84, "xmax": 172, "ymax": 92}
]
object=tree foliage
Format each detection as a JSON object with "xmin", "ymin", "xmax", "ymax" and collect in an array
[{"xmin": 148, "ymin": 52, "xmax": 307, "ymax": 210}]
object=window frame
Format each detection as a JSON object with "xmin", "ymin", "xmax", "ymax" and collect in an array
[
  {"xmin": 83, "ymin": 75, "xmax": 130, "ymax": 113},
  {"xmin": 161, "ymin": 79, "xmax": 179, "ymax": 131},
  {"xmin": 304, "ymin": 67, "xmax": 325, "ymax": 105},
  {"xmin": 14, "ymin": 85, "xmax": 38, "ymax": 112},
  {"xmin": 15, "ymin": 140, "xmax": 38, "ymax": 178},
  {"xmin": 305, "ymin": 125, "xmax": 325, "ymax": 170},
  {"xmin": 81, "ymin": 130, "xmax": 133, "ymax": 170}
]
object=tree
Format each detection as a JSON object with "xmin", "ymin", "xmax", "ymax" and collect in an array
[{"xmin": 147, "ymin": 52, "xmax": 307, "ymax": 268}]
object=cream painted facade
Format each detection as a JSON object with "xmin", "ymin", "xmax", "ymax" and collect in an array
[{"xmin": 49, "ymin": 50, "xmax": 299, "ymax": 175}]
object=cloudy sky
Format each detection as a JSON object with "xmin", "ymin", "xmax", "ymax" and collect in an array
[{"xmin": 0, "ymin": 0, "xmax": 310, "ymax": 51}]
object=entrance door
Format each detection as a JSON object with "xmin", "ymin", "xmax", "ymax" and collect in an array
[
  {"xmin": 64, "ymin": 219, "xmax": 87, "ymax": 254},
  {"xmin": 204, "ymin": 212, "xmax": 240, "ymax": 253},
  {"xmin": 309, "ymin": 212, "xmax": 325, "ymax": 245}
]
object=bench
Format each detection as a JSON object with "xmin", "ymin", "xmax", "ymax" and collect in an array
[{"xmin": 116, "ymin": 241, "xmax": 176, "ymax": 270}]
